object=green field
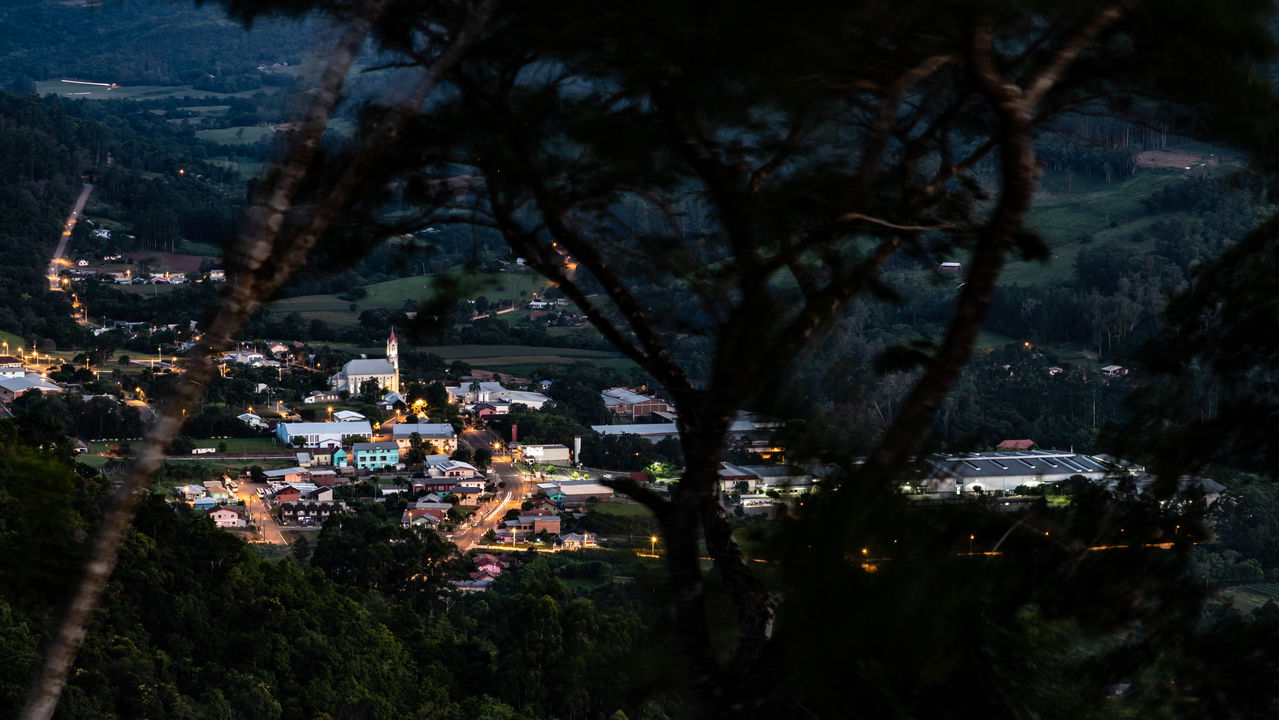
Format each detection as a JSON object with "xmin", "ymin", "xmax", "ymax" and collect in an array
[
  {"xmin": 37, "ymin": 80, "xmax": 271, "ymax": 101},
  {"xmin": 429, "ymin": 344, "xmax": 632, "ymax": 375},
  {"xmin": 1217, "ymin": 583, "xmax": 1279, "ymax": 614},
  {"xmin": 0, "ymin": 330, "xmax": 24, "ymax": 353},
  {"xmin": 1002, "ymin": 168, "xmax": 1186, "ymax": 286},
  {"xmin": 593, "ymin": 501, "xmax": 653, "ymax": 518},
  {"xmin": 196, "ymin": 126, "xmax": 275, "ymax": 145},
  {"xmin": 209, "ymin": 157, "xmax": 264, "ymax": 179},
  {"xmin": 265, "ymin": 271, "xmax": 553, "ymax": 328},
  {"xmin": 191, "ymin": 437, "xmax": 283, "ymax": 453}
]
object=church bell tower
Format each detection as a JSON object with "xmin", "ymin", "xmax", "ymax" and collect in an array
[{"xmin": 387, "ymin": 328, "xmax": 400, "ymax": 392}]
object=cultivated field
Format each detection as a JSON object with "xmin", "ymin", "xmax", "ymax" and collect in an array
[
  {"xmin": 36, "ymin": 80, "xmax": 270, "ymax": 101},
  {"xmin": 264, "ymin": 271, "xmax": 553, "ymax": 327}
]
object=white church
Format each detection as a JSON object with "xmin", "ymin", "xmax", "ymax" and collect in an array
[{"xmin": 330, "ymin": 330, "xmax": 400, "ymax": 394}]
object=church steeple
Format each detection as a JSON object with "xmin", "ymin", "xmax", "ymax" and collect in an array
[{"xmin": 386, "ymin": 329, "xmax": 400, "ymax": 393}]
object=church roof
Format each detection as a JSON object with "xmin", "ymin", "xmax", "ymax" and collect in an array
[
  {"xmin": 389, "ymin": 328, "xmax": 397, "ymax": 343},
  {"xmin": 343, "ymin": 358, "xmax": 395, "ymax": 376}
]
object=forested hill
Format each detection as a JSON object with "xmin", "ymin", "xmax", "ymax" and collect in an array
[
  {"xmin": 0, "ymin": 90, "xmax": 245, "ymax": 349},
  {"xmin": 0, "ymin": 421, "xmax": 682, "ymax": 719},
  {"xmin": 0, "ymin": 0, "xmax": 313, "ymax": 93}
]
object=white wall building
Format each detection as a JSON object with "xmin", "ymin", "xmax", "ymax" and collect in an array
[{"xmin": 275, "ymin": 421, "xmax": 373, "ymax": 447}]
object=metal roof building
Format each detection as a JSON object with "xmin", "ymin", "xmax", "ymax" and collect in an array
[{"xmin": 924, "ymin": 450, "xmax": 1110, "ymax": 494}]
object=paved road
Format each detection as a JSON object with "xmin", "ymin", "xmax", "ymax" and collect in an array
[
  {"xmin": 237, "ymin": 482, "xmax": 288, "ymax": 544},
  {"xmin": 451, "ymin": 458, "xmax": 528, "ymax": 551},
  {"xmin": 49, "ymin": 183, "xmax": 93, "ymax": 292}
]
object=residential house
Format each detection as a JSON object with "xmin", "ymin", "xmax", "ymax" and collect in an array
[
  {"xmin": 504, "ymin": 509, "xmax": 561, "ymax": 537},
  {"xmin": 450, "ymin": 485, "xmax": 484, "ymax": 506},
  {"xmin": 237, "ymin": 412, "xmax": 263, "ymax": 428},
  {"xmin": 1100, "ymin": 365, "xmax": 1129, "ymax": 377},
  {"xmin": 303, "ymin": 446, "xmax": 335, "ymax": 465},
  {"xmin": 277, "ymin": 501, "xmax": 348, "ymax": 524},
  {"xmin": 353, "ymin": 441, "xmax": 401, "ymax": 470},
  {"xmin": 193, "ymin": 496, "xmax": 220, "ymax": 511},
  {"xmin": 275, "ymin": 421, "xmax": 373, "ymax": 447},
  {"xmin": 177, "ymin": 484, "xmax": 207, "ymax": 501},
  {"xmin": 333, "ymin": 410, "xmax": 366, "ymax": 422},
  {"xmin": 208, "ymin": 505, "xmax": 248, "ymax": 528},
  {"xmin": 379, "ymin": 391, "xmax": 406, "ymax": 412},
  {"xmin": 332, "ymin": 448, "xmax": 349, "ymax": 467},
  {"xmin": 410, "ymin": 476, "xmax": 457, "ymax": 494},
  {"xmin": 392, "ymin": 422, "xmax": 458, "ymax": 453},
  {"xmin": 473, "ymin": 401, "xmax": 510, "ymax": 417},
  {"xmin": 378, "ymin": 483, "xmax": 408, "ymax": 497},
  {"xmin": 222, "ymin": 350, "xmax": 269, "ymax": 366},
  {"xmin": 303, "ymin": 390, "xmax": 342, "ymax": 404},
  {"xmin": 202, "ymin": 481, "xmax": 232, "ymax": 501},
  {"xmin": 402, "ymin": 506, "xmax": 448, "ymax": 528},
  {"xmin": 559, "ymin": 532, "xmax": 598, "ymax": 550},
  {"xmin": 424, "ymin": 456, "xmax": 481, "ymax": 480}
]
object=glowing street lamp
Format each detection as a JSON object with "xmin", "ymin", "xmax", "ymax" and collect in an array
[{"xmin": 650, "ymin": 535, "xmax": 658, "ymax": 555}]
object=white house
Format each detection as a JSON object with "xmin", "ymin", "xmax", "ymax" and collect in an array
[
  {"xmin": 392, "ymin": 422, "xmax": 458, "ymax": 453},
  {"xmin": 237, "ymin": 412, "xmax": 263, "ymax": 428},
  {"xmin": 208, "ymin": 506, "xmax": 248, "ymax": 528},
  {"xmin": 333, "ymin": 410, "xmax": 366, "ymax": 422},
  {"xmin": 275, "ymin": 421, "xmax": 373, "ymax": 447}
]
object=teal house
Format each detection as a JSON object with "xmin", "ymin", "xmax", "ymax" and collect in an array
[
  {"xmin": 352, "ymin": 441, "xmax": 400, "ymax": 470},
  {"xmin": 332, "ymin": 448, "xmax": 349, "ymax": 468}
]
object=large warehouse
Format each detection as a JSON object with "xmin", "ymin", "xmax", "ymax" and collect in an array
[{"xmin": 922, "ymin": 450, "xmax": 1111, "ymax": 494}]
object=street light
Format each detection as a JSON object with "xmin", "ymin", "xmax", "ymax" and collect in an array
[{"xmin": 650, "ymin": 535, "xmax": 658, "ymax": 555}]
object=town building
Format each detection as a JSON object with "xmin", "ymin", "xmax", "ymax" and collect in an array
[
  {"xmin": 275, "ymin": 420, "xmax": 373, "ymax": 447},
  {"xmin": 504, "ymin": 509, "xmax": 562, "ymax": 537},
  {"xmin": 538, "ymin": 480, "xmax": 614, "ymax": 504},
  {"xmin": 329, "ymin": 330, "xmax": 400, "ymax": 394},
  {"xmin": 559, "ymin": 532, "xmax": 598, "ymax": 550},
  {"xmin": 392, "ymin": 422, "xmax": 458, "ymax": 453},
  {"xmin": 0, "ymin": 356, "xmax": 25, "ymax": 378},
  {"xmin": 353, "ymin": 441, "xmax": 401, "ymax": 470},
  {"xmin": 921, "ymin": 450, "xmax": 1111, "ymax": 494},
  {"xmin": 601, "ymin": 387, "xmax": 669, "ymax": 421},
  {"xmin": 207, "ymin": 505, "xmax": 248, "ymax": 528},
  {"xmin": 0, "ymin": 375, "xmax": 63, "ymax": 403},
  {"xmin": 517, "ymin": 443, "xmax": 573, "ymax": 465},
  {"xmin": 446, "ymin": 379, "xmax": 550, "ymax": 409}
]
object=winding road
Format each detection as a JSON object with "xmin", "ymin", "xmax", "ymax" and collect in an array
[{"xmin": 48, "ymin": 182, "xmax": 93, "ymax": 292}]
